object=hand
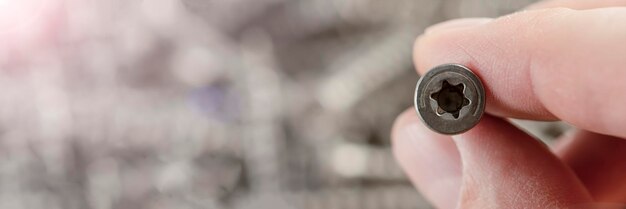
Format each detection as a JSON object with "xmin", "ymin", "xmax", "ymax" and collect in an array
[{"xmin": 392, "ymin": 0, "xmax": 626, "ymax": 208}]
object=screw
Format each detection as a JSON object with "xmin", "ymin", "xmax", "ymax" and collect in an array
[{"xmin": 414, "ymin": 64, "xmax": 485, "ymax": 135}]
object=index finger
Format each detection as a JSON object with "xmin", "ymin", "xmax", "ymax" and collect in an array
[
  {"xmin": 527, "ymin": 0, "xmax": 626, "ymax": 10},
  {"xmin": 414, "ymin": 8, "xmax": 626, "ymax": 138}
]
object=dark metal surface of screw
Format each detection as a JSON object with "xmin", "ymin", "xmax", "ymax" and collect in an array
[{"xmin": 414, "ymin": 64, "xmax": 485, "ymax": 135}]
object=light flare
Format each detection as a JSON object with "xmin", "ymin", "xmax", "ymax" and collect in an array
[{"xmin": 0, "ymin": 0, "xmax": 55, "ymax": 44}]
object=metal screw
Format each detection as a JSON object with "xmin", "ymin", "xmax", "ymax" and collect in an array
[{"xmin": 414, "ymin": 64, "xmax": 485, "ymax": 135}]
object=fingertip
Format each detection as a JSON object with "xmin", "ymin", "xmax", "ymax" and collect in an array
[
  {"xmin": 392, "ymin": 109, "xmax": 459, "ymax": 174},
  {"xmin": 391, "ymin": 109, "xmax": 462, "ymax": 209},
  {"xmin": 424, "ymin": 18, "xmax": 493, "ymax": 35},
  {"xmin": 413, "ymin": 27, "xmax": 477, "ymax": 76},
  {"xmin": 391, "ymin": 108, "xmax": 419, "ymax": 138},
  {"xmin": 413, "ymin": 11, "xmax": 563, "ymax": 120},
  {"xmin": 449, "ymin": 115, "xmax": 592, "ymax": 207},
  {"xmin": 526, "ymin": 0, "xmax": 626, "ymax": 10},
  {"xmin": 392, "ymin": 109, "xmax": 459, "ymax": 169},
  {"xmin": 414, "ymin": 18, "xmax": 493, "ymax": 75}
]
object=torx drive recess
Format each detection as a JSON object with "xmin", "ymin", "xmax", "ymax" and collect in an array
[{"xmin": 414, "ymin": 64, "xmax": 485, "ymax": 135}]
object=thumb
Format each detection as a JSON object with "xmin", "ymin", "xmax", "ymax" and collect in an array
[{"xmin": 454, "ymin": 115, "xmax": 592, "ymax": 208}]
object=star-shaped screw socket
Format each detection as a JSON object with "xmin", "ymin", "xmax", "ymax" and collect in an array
[
  {"xmin": 415, "ymin": 64, "xmax": 486, "ymax": 134},
  {"xmin": 430, "ymin": 80, "xmax": 470, "ymax": 119}
]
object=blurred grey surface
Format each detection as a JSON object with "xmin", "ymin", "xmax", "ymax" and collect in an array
[{"xmin": 0, "ymin": 0, "xmax": 563, "ymax": 208}]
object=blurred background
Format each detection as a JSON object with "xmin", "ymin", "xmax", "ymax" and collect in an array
[{"xmin": 0, "ymin": 0, "xmax": 571, "ymax": 208}]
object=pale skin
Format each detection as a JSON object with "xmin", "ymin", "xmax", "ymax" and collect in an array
[{"xmin": 392, "ymin": 0, "xmax": 626, "ymax": 208}]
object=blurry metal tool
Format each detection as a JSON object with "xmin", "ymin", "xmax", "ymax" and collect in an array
[{"xmin": 414, "ymin": 64, "xmax": 485, "ymax": 135}]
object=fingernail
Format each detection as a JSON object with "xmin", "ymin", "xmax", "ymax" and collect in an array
[{"xmin": 425, "ymin": 18, "xmax": 493, "ymax": 35}]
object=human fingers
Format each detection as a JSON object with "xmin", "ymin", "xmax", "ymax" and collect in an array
[
  {"xmin": 414, "ymin": 8, "xmax": 626, "ymax": 138},
  {"xmin": 527, "ymin": 0, "xmax": 626, "ymax": 10},
  {"xmin": 522, "ymin": 1, "xmax": 626, "ymax": 203},
  {"xmin": 454, "ymin": 115, "xmax": 592, "ymax": 208},
  {"xmin": 555, "ymin": 130, "xmax": 626, "ymax": 203},
  {"xmin": 391, "ymin": 109, "xmax": 461, "ymax": 209}
]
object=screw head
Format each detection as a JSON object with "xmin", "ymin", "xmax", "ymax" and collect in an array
[{"xmin": 414, "ymin": 64, "xmax": 485, "ymax": 135}]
